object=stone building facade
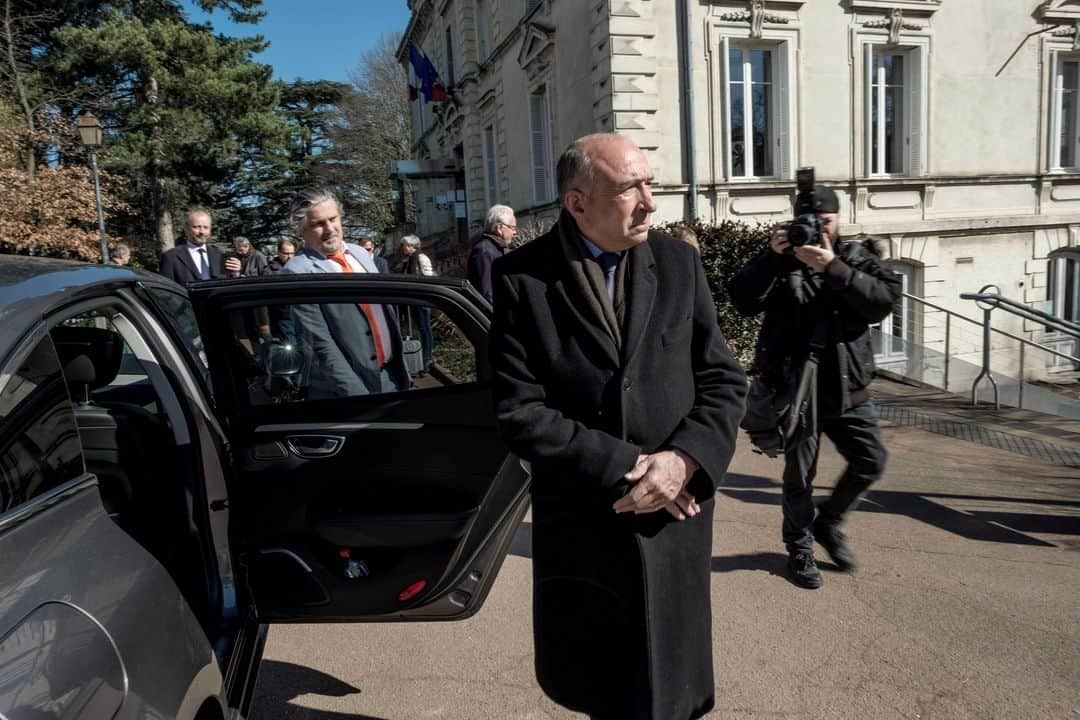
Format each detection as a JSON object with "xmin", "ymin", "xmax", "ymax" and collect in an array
[{"xmin": 399, "ymin": 0, "xmax": 1080, "ymax": 384}]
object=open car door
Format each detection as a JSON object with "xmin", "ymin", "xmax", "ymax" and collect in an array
[{"xmin": 188, "ymin": 274, "xmax": 529, "ymax": 622}]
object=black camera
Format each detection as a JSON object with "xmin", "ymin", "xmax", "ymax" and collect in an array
[{"xmin": 786, "ymin": 166, "xmax": 823, "ymax": 250}]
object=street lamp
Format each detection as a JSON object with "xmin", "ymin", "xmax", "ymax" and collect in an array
[{"xmin": 76, "ymin": 112, "xmax": 109, "ymax": 265}]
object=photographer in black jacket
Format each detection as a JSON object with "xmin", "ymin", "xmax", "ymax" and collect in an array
[{"xmin": 728, "ymin": 175, "xmax": 901, "ymax": 589}]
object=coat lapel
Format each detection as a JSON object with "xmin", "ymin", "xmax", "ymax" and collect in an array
[
  {"xmin": 621, "ymin": 237, "xmax": 657, "ymax": 366},
  {"xmin": 551, "ymin": 278, "xmax": 620, "ymax": 368}
]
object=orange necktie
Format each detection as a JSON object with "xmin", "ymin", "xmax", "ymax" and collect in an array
[{"xmin": 326, "ymin": 251, "xmax": 387, "ymax": 366}]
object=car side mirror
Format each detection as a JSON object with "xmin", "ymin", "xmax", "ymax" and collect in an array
[{"xmin": 266, "ymin": 342, "xmax": 302, "ymax": 377}]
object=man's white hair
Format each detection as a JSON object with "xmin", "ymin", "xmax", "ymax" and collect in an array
[
  {"xmin": 484, "ymin": 204, "xmax": 514, "ymax": 234},
  {"xmin": 401, "ymin": 234, "xmax": 421, "ymax": 248}
]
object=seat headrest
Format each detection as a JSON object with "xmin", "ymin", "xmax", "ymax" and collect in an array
[{"xmin": 51, "ymin": 326, "xmax": 124, "ymax": 390}]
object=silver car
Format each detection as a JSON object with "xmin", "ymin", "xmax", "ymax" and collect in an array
[{"xmin": 0, "ymin": 256, "xmax": 529, "ymax": 719}]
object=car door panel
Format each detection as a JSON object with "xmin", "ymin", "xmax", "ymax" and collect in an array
[{"xmin": 189, "ymin": 277, "xmax": 529, "ymax": 623}]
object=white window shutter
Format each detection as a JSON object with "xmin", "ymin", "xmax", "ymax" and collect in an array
[
  {"xmin": 530, "ymin": 91, "xmax": 550, "ymax": 203},
  {"xmin": 722, "ymin": 36, "xmax": 732, "ymax": 180},
  {"xmin": 864, "ymin": 42, "xmax": 874, "ymax": 177},
  {"xmin": 907, "ymin": 47, "xmax": 923, "ymax": 176},
  {"xmin": 776, "ymin": 42, "xmax": 792, "ymax": 180},
  {"xmin": 1051, "ymin": 51, "xmax": 1062, "ymax": 171}
]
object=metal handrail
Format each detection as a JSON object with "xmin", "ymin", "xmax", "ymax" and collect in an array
[
  {"xmin": 898, "ymin": 291, "xmax": 1080, "ymax": 412},
  {"xmin": 960, "ymin": 289, "xmax": 1080, "ymax": 339}
]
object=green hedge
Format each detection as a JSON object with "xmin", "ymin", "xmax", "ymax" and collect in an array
[{"xmin": 658, "ymin": 219, "xmax": 772, "ymax": 365}]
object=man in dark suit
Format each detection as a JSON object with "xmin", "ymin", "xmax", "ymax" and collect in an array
[
  {"xmin": 158, "ymin": 208, "xmax": 229, "ymax": 284},
  {"xmin": 282, "ymin": 189, "xmax": 408, "ymax": 398},
  {"xmin": 359, "ymin": 237, "xmax": 390, "ymax": 273},
  {"xmin": 490, "ymin": 133, "xmax": 747, "ymax": 720},
  {"xmin": 467, "ymin": 204, "xmax": 516, "ymax": 303}
]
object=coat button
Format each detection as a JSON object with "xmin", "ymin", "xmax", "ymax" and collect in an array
[{"xmin": 623, "ymin": 378, "xmax": 632, "ymax": 391}]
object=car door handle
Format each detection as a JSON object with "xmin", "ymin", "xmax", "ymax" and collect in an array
[{"xmin": 286, "ymin": 435, "xmax": 345, "ymax": 459}]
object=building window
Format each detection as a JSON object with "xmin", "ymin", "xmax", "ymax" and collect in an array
[
  {"xmin": 476, "ymin": 0, "xmax": 491, "ymax": 61},
  {"xmin": 864, "ymin": 44, "xmax": 924, "ymax": 177},
  {"xmin": 1048, "ymin": 252, "xmax": 1080, "ymax": 323},
  {"xmin": 1050, "ymin": 53, "xmax": 1080, "ymax": 171},
  {"xmin": 721, "ymin": 39, "xmax": 792, "ymax": 180},
  {"xmin": 483, "ymin": 123, "xmax": 499, "ymax": 207},
  {"xmin": 529, "ymin": 86, "xmax": 554, "ymax": 204},
  {"xmin": 445, "ymin": 26, "xmax": 455, "ymax": 88},
  {"xmin": 871, "ymin": 263, "xmax": 916, "ymax": 361}
]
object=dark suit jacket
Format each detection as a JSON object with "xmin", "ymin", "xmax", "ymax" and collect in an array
[
  {"xmin": 490, "ymin": 210, "xmax": 747, "ymax": 719},
  {"xmin": 373, "ymin": 255, "xmax": 390, "ymax": 273},
  {"xmin": 159, "ymin": 243, "xmax": 226, "ymax": 284},
  {"xmin": 282, "ymin": 244, "xmax": 408, "ymax": 398},
  {"xmin": 467, "ymin": 234, "xmax": 506, "ymax": 304}
]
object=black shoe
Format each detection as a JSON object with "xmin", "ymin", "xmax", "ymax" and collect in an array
[
  {"xmin": 813, "ymin": 513, "xmax": 857, "ymax": 571},
  {"xmin": 786, "ymin": 551, "xmax": 823, "ymax": 589}
]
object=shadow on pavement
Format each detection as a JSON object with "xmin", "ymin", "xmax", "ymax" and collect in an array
[
  {"xmin": 719, "ymin": 473, "xmax": 1075, "ymax": 547},
  {"xmin": 710, "ymin": 552, "xmax": 786, "ymax": 576},
  {"xmin": 251, "ymin": 660, "xmax": 385, "ymax": 720}
]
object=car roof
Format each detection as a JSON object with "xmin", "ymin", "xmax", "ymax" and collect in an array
[{"xmin": 0, "ymin": 255, "xmax": 177, "ymax": 358}]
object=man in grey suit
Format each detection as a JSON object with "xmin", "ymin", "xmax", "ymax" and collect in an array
[{"xmin": 282, "ymin": 189, "xmax": 409, "ymax": 398}]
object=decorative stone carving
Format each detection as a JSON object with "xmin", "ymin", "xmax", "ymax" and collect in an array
[
  {"xmin": 720, "ymin": 1, "xmax": 789, "ymax": 39},
  {"xmin": 1051, "ymin": 21, "xmax": 1080, "ymax": 50},
  {"xmin": 517, "ymin": 21, "xmax": 556, "ymax": 85},
  {"xmin": 862, "ymin": 9, "xmax": 922, "ymax": 44}
]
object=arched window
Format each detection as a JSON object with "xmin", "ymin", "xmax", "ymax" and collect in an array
[
  {"xmin": 872, "ymin": 262, "xmax": 918, "ymax": 363},
  {"xmin": 1047, "ymin": 250, "xmax": 1080, "ymax": 323}
]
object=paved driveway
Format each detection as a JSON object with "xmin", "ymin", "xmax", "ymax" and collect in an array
[{"xmin": 252, "ymin": 419, "xmax": 1080, "ymax": 719}]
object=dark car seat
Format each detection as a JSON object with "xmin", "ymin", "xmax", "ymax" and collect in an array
[{"xmin": 51, "ymin": 326, "xmax": 171, "ymax": 538}]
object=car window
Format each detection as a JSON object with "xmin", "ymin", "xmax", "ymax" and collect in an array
[
  {"xmin": 0, "ymin": 335, "xmax": 85, "ymax": 515},
  {"xmin": 223, "ymin": 299, "xmax": 482, "ymax": 406},
  {"xmin": 54, "ymin": 312, "xmax": 164, "ymax": 417},
  {"xmin": 146, "ymin": 287, "xmax": 213, "ymax": 393}
]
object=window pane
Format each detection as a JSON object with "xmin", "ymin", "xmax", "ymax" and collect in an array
[
  {"xmin": 749, "ymin": 49, "xmax": 769, "ymax": 83},
  {"xmin": 728, "ymin": 48, "xmax": 743, "ymax": 82},
  {"xmin": 886, "ymin": 82, "xmax": 904, "ymax": 173},
  {"xmin": 0, "ymin": 336, "xmax": 84, "ymax": 515},
  {"xmin": 227, "ymin": 300, "xmax": 482, "ymax": 406},
  {"xmin": 147, "ymin": 288, "xmax": 212, "ymax": 393},
  {"xmin": 871, "ymin": 77, "xmax": 880, "ymax": 174},
  {"xmin": 751, "ymin": 82, "xmax": 772, "ymax": 176},
  {"xmin": 883, "ymin": 53, "xmax": 903, "ymax": 85},
  {"xmin": 1063, "ymin": 62, "xmax": 1078, "ymax": 168},
  {"xmin": 729, "ymin": 84, "xmax": 745, "ymax": 176}
]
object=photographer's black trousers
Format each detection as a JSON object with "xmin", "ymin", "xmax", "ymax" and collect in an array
[{"xmin": 781, "ymin": 400, "xmax": 887, "ymax": 552}]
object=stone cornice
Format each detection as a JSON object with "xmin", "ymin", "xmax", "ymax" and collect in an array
[
  {"xmin": 1038, "ymin": 0, "xmax": 1080, "ymax": 23},
  {"xmin": 848, "ymin": 0, "xmax": 942, "ymax": 16}
]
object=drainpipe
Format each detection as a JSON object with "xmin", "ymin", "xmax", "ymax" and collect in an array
[{"xmin": 679, "ymin": 0, "xmax": 698, "ymax": 222}]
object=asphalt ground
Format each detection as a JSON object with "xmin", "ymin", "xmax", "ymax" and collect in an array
[{"xmin": 251, "ymin": 394, "xmax": 1080, "ymax": 719}]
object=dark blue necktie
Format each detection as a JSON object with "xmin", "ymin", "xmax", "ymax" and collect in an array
[{"xmin": 598, "ymin": 252, "xmax": 620, "ymax": 301}]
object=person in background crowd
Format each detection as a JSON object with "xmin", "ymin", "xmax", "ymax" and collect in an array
[
  {"xmin": 283, "ymin": 188, "xmax": 408, "ymax": 397},
  {"xmin": 675, "ymin": 226, "xmax": 701, "ymax": 254},
  {"xmin": 467, "ymin": 204, "xmax": 516, "ymax": 304},
  {"xmin": 109, "ymin": 242, "xmax": 131, "ymax": 266},
  {"xmin": 268, "ymin": 239, "xmax": 297, "ymax": 274},
  {"xmin": 360, "ymin": 236, "xmax": 389, "ymax": 273},
  {"xmin": 228, "ymin": 236, "xmax": 270, "ymax": 277},
  {"xmin": 158, "ymin": 208, "xmax": 226, "ymax": 284},
  {"xmin": 399, "ymin": 234, "xmax": 435, "ymax": 367}
]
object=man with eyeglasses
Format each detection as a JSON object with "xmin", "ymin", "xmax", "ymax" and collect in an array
[
  {"xmin": 268, "ymin": 239, "xmax": 297, "ymax": 274},
  {"xmin": 467, "ymin": 204, "xmax": 516, "ymax": 304}
]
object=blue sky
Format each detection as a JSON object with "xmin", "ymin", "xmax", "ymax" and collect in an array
[{"xmin": 181, "ymin": 0, "xmax": 412, "ymax": 83}]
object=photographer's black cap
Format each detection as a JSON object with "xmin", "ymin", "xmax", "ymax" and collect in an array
[{"xmin": 811, "ymin": 185, "xmax": 840, "ymax": 213}]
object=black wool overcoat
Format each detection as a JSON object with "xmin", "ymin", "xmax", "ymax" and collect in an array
[{"xmin": 490, "ymin": 211, "xmax": 747, "ymax": 720}]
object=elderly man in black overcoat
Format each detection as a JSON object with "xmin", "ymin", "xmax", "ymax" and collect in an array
[{"xmin": 490, "ymin": 133, "xmax": 747, "ymax": 720}]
